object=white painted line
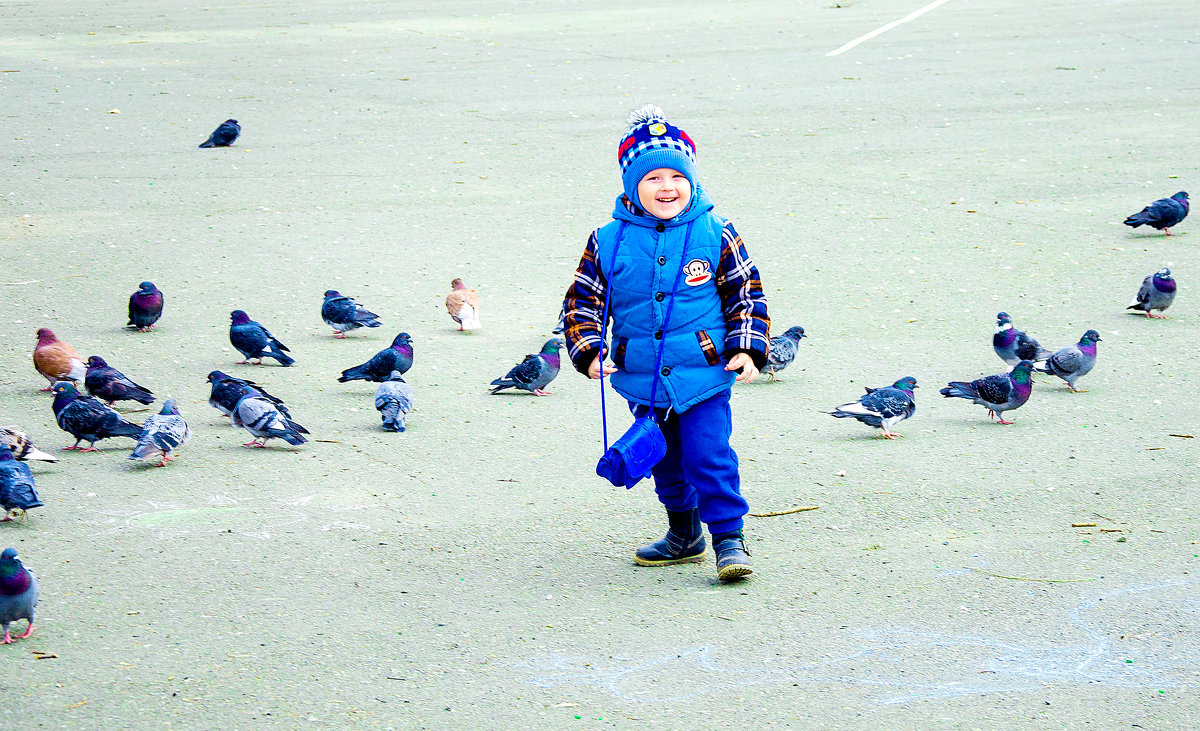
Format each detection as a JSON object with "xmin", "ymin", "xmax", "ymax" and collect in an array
[{"xmin": 826, "ymin": 0, "xmax": 953, "ymax": 57}]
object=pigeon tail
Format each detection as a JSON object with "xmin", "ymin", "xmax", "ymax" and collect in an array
[
  {"xmin": 109, "ymin": 421, "xmax": 145, "ymax": 439},
  {"xmin": 380, "ymin": 402, "xmax": 405, "ymax": 432},
  {"xmin": 939, "ymin": 382, "xmax": 980, "ymax": 400},
  {"xmin": 456, "ymin": 304, "xmax": 482, "ymax": 330},
  {"xmin": 267, "ymin": 349, "xmax": 295, "ymax": 367}
]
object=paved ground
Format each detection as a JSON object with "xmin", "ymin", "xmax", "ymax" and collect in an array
[{"xmin": 2, "ymin": 0, "xmax": 1199, "ymax": 727}]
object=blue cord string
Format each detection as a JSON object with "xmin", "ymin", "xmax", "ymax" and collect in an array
[{"xmin": 598, "ymin": 221, "xmax": 695, "ymax": 449}]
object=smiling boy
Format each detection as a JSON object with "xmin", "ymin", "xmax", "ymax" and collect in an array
[{"xmin": 563, "ymin": 105, "xmax": 771, "ymax": 582}]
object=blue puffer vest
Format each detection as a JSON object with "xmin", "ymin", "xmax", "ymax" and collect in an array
[{"xmin": 596, "ymin": 185, "xmax": 735, "ymax": 413}]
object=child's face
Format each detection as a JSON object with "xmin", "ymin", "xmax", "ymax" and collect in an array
[{"xmin": 637, "ymin": 168, "xmax": 691, "ymax": 220}]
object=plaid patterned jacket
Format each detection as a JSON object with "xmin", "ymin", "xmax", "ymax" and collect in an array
[{"xmin": 563, "ymin": 204, "xmax": 770, "ymax": 376}]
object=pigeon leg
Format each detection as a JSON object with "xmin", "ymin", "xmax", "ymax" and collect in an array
[
  {"xmin": 997, "ymin": 417, "xmax": 1015, "ymax": 425},
  {"xmin": 1149, "ymin": 312, "xmax": 1166, "ymax": 319},
  {"xmin": 1069, "ymin": 386, "xmax": 1088, "ymax": 393},
  {"xmin": 235, "ymin": 359, "xmax": 250, "ymax": 364},
  {"xmin": 1164, "ymin": 227, "xmax": 1173, "ymax": 236},
  {"xmin": 0, "ymin": 513, "xmax": 11, "ymax": 522},
  {"xmin": 880, "ymin": 431, "xmax": 896, "ymax": 440},
  {"xmin": 15, "ymin": 623, "xmax": 33, "ymax": 640},
  {"xmin": 533, "ymin": 389, "xmax": 553, "ymax": 396},
  {"xmin": 987, "ymin": 409, "xmax": 996, "ymax": 420},
  {"xmin": 79, "ymin": 445, "xmax": 101, "ymax": 453},
  {"xmin": 62, "ymin": 439, "xmax": 84, "ymax": 451},
  {"xmin": 334, "ymin": 331, "xmax": 347, "ymax": 339},
  {"xmin": 2, "ymin": 631, "xmax": 12, "ymax": 644}
]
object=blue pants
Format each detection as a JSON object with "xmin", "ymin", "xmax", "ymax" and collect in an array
[{"xmin": 631, "ymin": 389, "xmax": 748, "ymax": 535}]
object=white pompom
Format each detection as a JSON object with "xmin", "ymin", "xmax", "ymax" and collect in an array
[{"xmin": 625, "ymin": 104, "xmax": 667, "ymax": 133}]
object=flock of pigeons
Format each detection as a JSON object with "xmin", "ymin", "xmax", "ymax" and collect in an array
[
  {"xmin": 0, "ymin": 120, "xmax": 1190, "ymax": 646},
  {"xmin": 826, "ymin": 191, "xmax": 1187, "ymax": 439}
]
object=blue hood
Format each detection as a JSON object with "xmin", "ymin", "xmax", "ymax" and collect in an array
[{"xmin": 612, "ymin": 184, "xmax": 715, "ymax": 229}]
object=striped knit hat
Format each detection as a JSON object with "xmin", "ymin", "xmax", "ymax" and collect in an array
[{"xmin": 618, "ymin": 104, "xmax": 698, "ymax": 206}]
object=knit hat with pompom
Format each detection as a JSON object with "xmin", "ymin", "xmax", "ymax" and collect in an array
[{"xmin": 617, "ymin": 104, "xmax": 698, "ymax": 207}]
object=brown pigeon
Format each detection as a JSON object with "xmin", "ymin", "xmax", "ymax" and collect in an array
[
  {"xmin": 445, "ymin": 278, "xmax": 481, "ymax": 331},
  {"xmin": 33, "ymin": 328, "xmax": 85, "ymax": 391}
]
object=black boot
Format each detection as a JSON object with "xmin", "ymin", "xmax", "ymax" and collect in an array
[
  {"xmin": 712, "ymin": 531, "xmax": 753, "ymax": 582},
  {"xmin": 633, "ymin": 508, "xmax": 706, "ymax": 566}
]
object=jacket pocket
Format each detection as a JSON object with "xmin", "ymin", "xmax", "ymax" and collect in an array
[
  {"xmin": 612, "ymin": 337, "xmax": 628, "ymax": 370},
  {"xmin": 696, "ymin": 330, "xmax": 721, "ymax": 366}
]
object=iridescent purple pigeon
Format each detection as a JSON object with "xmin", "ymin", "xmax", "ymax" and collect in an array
[
  {"xmin": 338, "ymin": 333, "xmax": 413, "ymax": 383},
  {"xmin": 992, "ymin": 312, "xmax": 1051, "ymax": 367},
  {"xmin": 940, "ymin": 360, "xmax": 1034, "ymax": 424},
  {"xmin": 1124, "ymin": 191, "xmax": 1188, "ymax": 236},
  {"xmin": 490, "ymin": 338, "xmax": 562, "ymax": 396},
  {"xmin": 199, "ymin": 119, "xmax": 240, "ymax": 148},
  {"xmin": 1038, "ymin": 330, "xmax": 1101, "ymax": 392},
  {"xmin": 1127, "ymin": 267, "xmax": 1176, "ymax": 319},
  {"xmin": 0, "ymin": 547, "xmax": 38, "ymax": 644},
  {"xmin": 127, "ymin": 281, "xmax": 163, "ymax": 331}
]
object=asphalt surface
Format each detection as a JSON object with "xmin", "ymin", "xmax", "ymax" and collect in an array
[{"xmin": 2, "ymin": 0, "xmax": 1198, "ymax": 727}]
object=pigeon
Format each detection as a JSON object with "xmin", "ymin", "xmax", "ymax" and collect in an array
[
  {"xmin": 940, "ymin": 360, "xmax": 1034, "ymax": 424},
  {"xmin": 33, "ymin": 328, "xmax": 86, "ymax": 391},
  {"xmin": 445, "ymin": 278, "xmax": 481, "ymax": 331},
  {"xmin": 762, "ymin": 325, "xmax": 806, "ymax": 382},
  {"xmin": 489, "ymin": 338, "xmax": 563, "ymax": 396},
  {"xmin": 992, "ymin": 312, "xmax": 1051, "ymax": 366},
  {"xmin": 1127, "ymin": 267, "xmax": 1176, "ymax": 318},
  {"xmin": 375, "ymin": 371, "xmax": 414, "ymax": 432},
  {"xmin": 0, "ymin": 450, "xmax": 42, "ymax": 521},
  {"xmin": 0, "ymin": 548, "xmax": 38, "ymax": 644},
  {"xmin": 828, "ymin": 376, "xmax": 918, "ymax": 439},
  {"xmin": 1038, "ymin": 330, "xmax": 1101, "ymax": 392},
  {"xmin": 50, "ymin": 381, "xmax": 143, "ymax": 451},
  {"xmin": 338, "ymin": 333, "xmax": 414, "ymax": 383},
  {"xmin": 229, "ymin": 310, "xmax": 295, "ymax": 366},
  {"xmin": 127, "ymin": 281, "xmax": 163, "ymax": 331},
  {"xmin": 84, "ymin": 356, "xmax": 155, "ymax": 406},
  {"xmin": 205, "ymin": 371, "xmax": 295, "ymax": 422},
  {"xmin": 199, "ymin": 119, "xmax": 241, "ymax": 148},
  {"xmin": 128, "ymin": 399, "xmax": 192, "ymax": 467},
  {"xmin": 321, "ymin": 290, "xmax": 382, "ymax": 338},
  {"xmin": 230, "ymin": 394, "xmax": 308, "ymax": 448},
  {"xmin": 0, "ymin": 428, "xmax": 58, "ymax": 462},
  {"xmin": 1124, "ymin": 191, "xmax": 1189, "ymax": 236}
]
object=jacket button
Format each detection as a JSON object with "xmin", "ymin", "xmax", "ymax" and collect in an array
[
  {"xmin": 661, "ymin": 366, "xmax": 671, "ymax": 376},
  {"xmin": 656, "ymin": 223, "xmax": 665, "ymax": 232},
  {"xmin": 654, "ymin": 330, "xmax": 662, "ymax": 340},
  {"xmin": 655, "ymin": 292, "xmax": 665, "ymax": 301},
  {"xmin": 657, "ymin": 256, "xmax": 666, "ymax": 265}
]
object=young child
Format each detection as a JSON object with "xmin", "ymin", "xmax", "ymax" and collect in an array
[{"xmin": 563, "ymin": 105, "xmax": 771, "ymax": 582}]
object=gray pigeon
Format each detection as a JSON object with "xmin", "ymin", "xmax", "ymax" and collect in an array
[
  {"xmin": 0, "ymin": 547, "xmax": 38, "ymax": 644},
  {"xmin": 1038, "ymin": 330, "xmax": 1101, "ymax": 392},
  {"xmin": 231, "ymin": 394, "xmax": 308, "ymax": 447},
  {"xmin": 490, "ymin": 338, "xmax": 562, "ymax": 396},
  {"xmin": 128, "ymin": 399, "xmax": 192, "ymax": 467},
  {"xmin": 828, "ymin": 376, "xmax": 918, "ymax": 439},
  {"xmin": 1127, "ymin": 268, "xmax": 1176, "ymax": 318},
  {"xmin": 762, "ymin": 326, "xmax": 805, "ymax": 382},
  {"xmin": 375, "ymin": 371, "xmax": 414, "ymax": 432}
]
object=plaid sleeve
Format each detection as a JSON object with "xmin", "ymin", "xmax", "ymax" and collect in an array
[
  {"xmin": 563, "ymin": 230, "xmax": 607, "ymax": 375},
  {"xmin": 716, "ymin": 221, "xmax": 771, "ymax": 369}
]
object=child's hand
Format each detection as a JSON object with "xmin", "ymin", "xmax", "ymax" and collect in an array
[
  {"xmin": 725, "ymin": 353, "xmax": 759, "ymax": 383},
  {"xmin": 588, "ymin": 355, "xmax": 618, "ymax": 380}
]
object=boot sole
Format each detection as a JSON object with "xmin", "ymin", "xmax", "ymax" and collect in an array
[
  {"xmin": 633, "ymin": 551, "xmax": 707, "ymax": 567},
  {"xmin": 717, "ymin": 564, "xmax": 754, "ymax": 582}
]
